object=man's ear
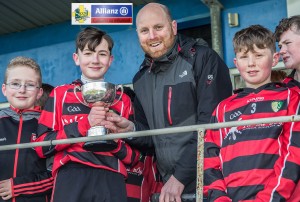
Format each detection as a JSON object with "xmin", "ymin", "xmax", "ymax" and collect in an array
[{"xmin": 172, "ymin": 20, "xmax": 177, "ymax": 35}]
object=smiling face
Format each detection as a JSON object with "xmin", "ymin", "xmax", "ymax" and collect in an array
[
  {"xmin": 234, "ymin": 45, "xmax": 279, "ymax": 89},
  {"xmin": 2, "ymin": 66, "xmax": 43, "ymax": 110},
  {"xmin": 136, "ymin": 3, "xmax": 177, "ymax": 59},
  {"xmin": 278, "ymin": 27, "xmax": 300, "ymax": 70},
  {"xmin": 73, "ymin": 39, "xmax": 113, "ymax": 80}
]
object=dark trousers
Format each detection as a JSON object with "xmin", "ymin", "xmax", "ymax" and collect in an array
[{"xmin": 52, "ymin": 163, "xmax": 127, "ymax": 202}]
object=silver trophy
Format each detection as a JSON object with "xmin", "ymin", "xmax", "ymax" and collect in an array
[{"xmin": 74, "ymin": 81, "xmax": 123, "ymax": 152}]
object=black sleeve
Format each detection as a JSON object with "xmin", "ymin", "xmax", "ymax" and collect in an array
[
  {"xmin": 12, "ymin": 170, "xmax": 53, "ymax": 197},
  {"xmin": 124, "ymin": 95, "xmax": 154, "ymax": 151},
  {"xmin": 174, "ymin": 46, "xmax": 232, "ymax": 186},
  {"xmin": 194, "ymin": 46, "xmax": 232, "ymax": 124}
]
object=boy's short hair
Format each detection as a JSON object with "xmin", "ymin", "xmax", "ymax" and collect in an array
[
  {"xmin": 233, "ymin": 25, "xmax": 276, "ymax": 54},
  {"xmin": 5, "ymin": 56, "xmax": 42, "ymax": 86},
  {"xmin": 274, "ymin": 15, "xmax": 300, "ymax": 42},
  {"xmin": 75, "ymin": 27, "xmax": 114, "ymax": 54}
]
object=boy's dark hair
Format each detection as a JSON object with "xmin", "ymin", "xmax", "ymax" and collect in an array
[
  {"xmin": 5, "ymin": 56, "xmax": 42, "ymax": 86},
  {"xmin": 75, "ymin": 27, "xmax": 114, "ymax": 54},
  {"xmin": 233, "ymin": 25, "xmax": 276, "ymax": 54},
  {"xmin": 36, "ymin": 83, "xmax": 54, "ymax": 109},
  {"xmin": 274, "ymin": 15, "xmax": 300, "ymax": 42}
]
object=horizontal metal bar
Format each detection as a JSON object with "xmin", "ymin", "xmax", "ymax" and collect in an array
[{"xmin": 0, "ymin": 115, "xmax": 299, "ymax": 151}]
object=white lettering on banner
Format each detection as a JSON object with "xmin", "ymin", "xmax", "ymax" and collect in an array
[{"xmin": 95, "ymin": 8, "xmax": 118, "ymax": 15}]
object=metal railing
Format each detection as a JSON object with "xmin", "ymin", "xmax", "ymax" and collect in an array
[{"xmin": 1, "ymin": 115, "xmax": 299, "ymax": 202}]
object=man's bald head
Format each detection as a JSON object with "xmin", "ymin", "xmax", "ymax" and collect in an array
[{"xmin": 136, "ymin": 3, "xmax": 172, "ymax": 26}]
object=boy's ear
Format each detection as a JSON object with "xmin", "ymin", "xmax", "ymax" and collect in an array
[
  {"xmin": 109, "ymin": 55, "xmax": 114, "ymax": 67},
  {"xmin": 73, "ymin": 53, "xmax": 80, "ymax": 66},
  {"xmin": 2, "ymin": 84, "xmax": 7, "ymax": 97},
  {"xmin": 233, "ymin": 58, "xmax": 237, "ymax": 67},
  {"xmin": 36, "ymin": 87, "xmax": 43, "ymax": 101},
  {"xmin": 272, "ymin": 52, "xmax": 280, "ymax": 67}
]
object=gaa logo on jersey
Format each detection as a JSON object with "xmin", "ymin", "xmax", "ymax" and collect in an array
[{"xmin": 271, "ymin": 101, "xmax": 283, "ymax": 112}]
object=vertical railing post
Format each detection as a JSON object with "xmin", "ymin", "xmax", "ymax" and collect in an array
[{"xmin": 196, "ymin": 128, "xmax": 205, "ymax": 202}]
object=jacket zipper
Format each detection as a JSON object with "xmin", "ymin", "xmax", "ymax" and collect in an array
[
  {"xmin": 148, "ymin": 59, "xmax": 154, "ymax": 73},
  {"xmin": 168, "ymin": 87, "xmax": 173, "ymax": 125},
  {"xmin": 11, "ymin": 113, "xmax": 23, "ymax": 202},
  {"xmin": 13, "ymin": 113, "xmax": 23, "ymax": 178}
]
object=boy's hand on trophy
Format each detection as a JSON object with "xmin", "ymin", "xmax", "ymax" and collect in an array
[{"xmin": 88, "ymin": 105, "xmax": 109, "ymax": 127}]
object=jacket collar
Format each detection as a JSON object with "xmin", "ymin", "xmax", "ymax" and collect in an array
[
  {"xmin": 234, "ymin": 82, "xmax": 285, "ymax": 97},
  {"xmin": 0, "ymin": 106, "xmax": 41, "ymax": 121}
]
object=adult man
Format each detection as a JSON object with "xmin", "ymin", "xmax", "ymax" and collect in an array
[{"xmin": 105, "ymin": 3, "xmax": 232, "ymax": 202}]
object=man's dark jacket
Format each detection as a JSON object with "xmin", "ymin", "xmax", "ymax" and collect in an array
[{"xmin": 128, "ymin": 34, "xmax": 232, "ymax": 193}]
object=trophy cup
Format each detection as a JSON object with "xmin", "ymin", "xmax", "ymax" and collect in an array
[{"xmin": 75, "ymin": 81, "xmax": 123, "ymax": 152}]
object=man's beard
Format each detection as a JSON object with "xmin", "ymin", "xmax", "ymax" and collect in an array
[{"xmin": 142, "ymin": 34, "xmax": 176, "ymax": 59}]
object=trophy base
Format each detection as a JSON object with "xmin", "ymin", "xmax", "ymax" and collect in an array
[{"xmin": 83, "ymin": 140, "xmax": 118, "ymax": 152}]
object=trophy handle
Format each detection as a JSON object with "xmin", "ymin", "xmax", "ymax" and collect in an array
[
  {"xmin": 111, "ymin": 84, "xmax": 123, "ymax": 106},
  {"xmin": 73, "ymin": 85, "xmax": 89, "ymax": 106}
]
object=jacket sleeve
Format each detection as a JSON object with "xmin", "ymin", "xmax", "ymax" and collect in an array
[
  {"xmin": 12, "ymin": 170, "xmax": 53, "ymax": 198},
  {"xmin": 125, "ymin": 95, "xmax": 154, "ymax": 150},
  {"xmin": 193, "ymin": 46, "xmax": 232, "ymax": 124},
  {"xmin": 204, "ymin": 104, "xmax": 231, "ymax": 201},
  {"xmin": 33, "ymin": 86, "xmax": 91, "ymax": 158},
  {"xmin": 173, "ymin": 46, "xmax": 233, "ymax": 187},
  {"xmin": 110, "ymin": 92, "xmax": 142, "ymax": 167},
  {"xmin": 111, "ymin": 140, "xmax": 140, "ymax": 167},
  {"xmin": 255, "ymin": 89, "xmax": 300, "ymax": 201}
]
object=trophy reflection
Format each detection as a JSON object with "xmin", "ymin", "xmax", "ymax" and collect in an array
[{"xmin": 76, "ymin": 81, "xmax": 123, "ymax": 152}]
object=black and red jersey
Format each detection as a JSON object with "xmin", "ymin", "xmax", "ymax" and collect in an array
[
  {"xmin": 0, "ymin": 107, "xmax": 53, "ymax": 202},
  {"xmin": 204, "ymin": 83, "xmax": 300, "ymax": 201},
  {"xmin": 33, "ymin": 80, "xmax": 139, "ymax": 178},
  {"xmin": 126, "ymin": 153, "xmax": 163, "ymax": 202},
  {"xmin": 282, "ymin": 71, "xmax": 300, "ymax": 202},
  {"xmin": 283, "ymin": 70, "xmax": 300, "ymax": 93}
]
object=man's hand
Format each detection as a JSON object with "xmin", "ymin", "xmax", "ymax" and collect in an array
[
  {"xmin": 159, "ymin": 175, "xmax": 184, "ymax": 202},
  {"xmin": 104, "ymin": 111, "xmax": 135, "ymax": 133},
  {"xmin": 0, "ymin": 179, "xmax": 12, "ymax": 200}
]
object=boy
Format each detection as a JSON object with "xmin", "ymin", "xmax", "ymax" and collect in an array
[
  {"xmin": 204, "ymin": 25, "xmax": 300, "ymax": 201},
  {"xmin": 33, "ymin": 27, "xmax": 139, "ymax": 201},
  {"xmin": 274, "ymin": 15, "xmax": 300, "ymax": 92},
  {"xmin": 0, "ymin": 56, "xmax": 53, "ymax": 201},
  {"xmin": 274, "ymin": 15, "xmax": 300, "ymax": 202}
]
